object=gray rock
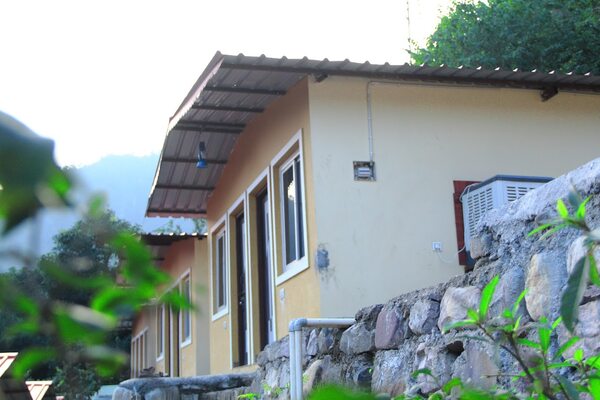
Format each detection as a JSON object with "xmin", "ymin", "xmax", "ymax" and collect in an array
[
  {"xmin": 413, "ymin": 343, "xmax": 455, "ymax": 394},
  {"xmin": 452, "ymin": 340, "xmax": 499, "ymax": 388},
  {"xmin": 375, "ymin": 305, "xmax": 410, "ymax": 349},
  {"xmin": 525, "ymin": 252, "xmax": 567, "ymax": 321},
  {"xmin": 319, "ymin": 355, "xmax": 344, "ymax": 384},
  {"xmin": 306, "ymin": 329, "xmax": 319, "ymax": 357},
  {"xmin": 145, "ymin": 387, "xmax": 179, "ymax": 400},
  {"xmin": 489, "ymin": 267, "xmax": 525, "ymax": 319},
  {"xmin": 112, "ymin": 387, "xmax": 138, "ymax": 400},
  {"xmin": 409, "ymin": 299, "xmax": 440, "ymax": 335},
  {"xmin": 341, "ymin": 322, "xmax": 376, "ymax": 354},
  {"xmin": 317, "ymin": 328, "xmax": 337, "ymax": 355},
  {"xmin": 470, "ymin": 233, "xmax": 493, "ymax": 260},
  {"xmin": 558, "ymin": 300, "xmax": 600, "ymax": 358},
  {"xmin": 438, "ymin": 286, "xmax": 480, "ymax": 332},
  {"xmin": 371, "ymin": 347, "xmax": 415, "ymax": 396},
  {"xmin": 567, "ymin": 236, "xmax": 600, "ymax": 275},
  {"xmin": 356, "ymin": 304, "xmax": 383, "ymax": 329},
  {"xmin": 303, "ymin": 359, "xmax": 324, "ymax": 397},
  {"xmin": 346, "ymin": 355, "xmax": 373, "ymax": 388}
]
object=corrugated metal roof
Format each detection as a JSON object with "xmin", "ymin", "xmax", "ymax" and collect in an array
[
  {"xmin": 25, "ymin": 381, "xmax": 53, "ymax": 400},
  {"xmin": 147, "ymin": 52, "xmax": 600, "ymax": 218}
]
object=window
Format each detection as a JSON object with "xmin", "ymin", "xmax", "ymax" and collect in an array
[
  {"xmin": 215, "ymin": 228, "xmax": 227, "ymax": 313},
  {"xmin": 279, "ymin": 153, "xmax": 305, "ymax": 269},
  {"xmin": 157, "ymin": 305, "xmax": 164, "ymax": 359},
  {"xmin": 180, "ymin": 276, "xmax": 191, "ymax": 345}
]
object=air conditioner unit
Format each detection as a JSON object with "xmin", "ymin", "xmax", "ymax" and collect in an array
[{"xmin": 462, "ymin": 175, "xmax": 552, "ymax": 253}]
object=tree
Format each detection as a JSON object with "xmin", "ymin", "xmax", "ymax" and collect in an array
[
  {"xmin": 0, "ymin": 111, "xmax": 191, "ymax": 399},
  {"xmin": 411, "ymin": 0, "xmax": 600, "ymax": 75}
]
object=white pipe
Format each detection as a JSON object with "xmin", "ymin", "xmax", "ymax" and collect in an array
[
  {"xmin": 366, "ymin": 82, "xmax": 374, "ymax": 162},
  {"xmin": 288, "ymin": 318, "xmax": 355, "ymax": 400}
]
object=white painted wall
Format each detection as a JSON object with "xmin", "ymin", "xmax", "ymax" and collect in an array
[{"xmin": 307, "ymin": 76, "xmax": 600, "ymax": 317}]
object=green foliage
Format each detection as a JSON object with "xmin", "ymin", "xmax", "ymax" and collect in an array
[
  {"xmin": 529, "ymin": 191, "xmax": 600, "ymax": 333},
  {"xmin": 311, "ymin": 275, "xmax": 600, "ymax": 399},
  {"xmin": 411, "ymin": 0, "xmax": 600, "ymax": 75},
  {"xmin": 0, "ymin": 112, "xmax": 71, "ymax": 234},
  {"xmin": 0, "ymin": 112, "xmax": 193, "ymax": 396}
]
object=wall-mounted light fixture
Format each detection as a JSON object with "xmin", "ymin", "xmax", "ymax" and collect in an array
[{"xmin": 197, "ymin": 141, "xmax": 207, "ymax": 169}]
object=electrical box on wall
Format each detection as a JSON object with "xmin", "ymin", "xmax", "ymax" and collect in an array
[{"xmin": 354, "ymin": 161, "xmax": 375, "ymax": 181}]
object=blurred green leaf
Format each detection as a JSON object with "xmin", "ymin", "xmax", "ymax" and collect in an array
[
  {"xmin": 555, "ymin": 337, "xmax": 580, "ymax": 360},
  {"xmin": 562, "ymin": 256, "xmax": 588, "ymax": 332},
  {"xmin": 443, "ymin": 319, "xmax": 476, "ymax": 332},
  {"xmin": 308, "ymin": 385, "xmax": 378, "ymax": 400},
  {"xmin": 479, "ymin": 275, "xmax": 499, "ymax": 321},
  {"xmin": 557, "ymin": 199, "xmax": 569, "ymax": 218},
  {"xmin": 11, "ymin": 347, "xmax": 57, "ymax": 378},
  {"xmin": 589, "ymin": 377, "xmax": 600, "ymax": 400},
  {"xmin": 576, "ymin": 196, "xmax": 591, "ymax": 220},
  {"xmin": 0, "ymin": 111, "xmax": 71, "ymax": 234}
]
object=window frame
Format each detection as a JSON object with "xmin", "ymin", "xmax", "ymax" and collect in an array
[
  {"xmin": 179, "ymin": 274, "xmax": 192, "ymax": 347},
  {"xmin": 278, "ymin": 151, "xmax": 305, "ymax": 270},
  {"xmin": 270, "ymin": 130, "xmax": 309, "ymax": 285},
  {"xmin": 211, "ymin": 215, "xmax": 229, "ymax": 321},
  {"xmin": 156, "ymin": 304, "xmax": 165, "ymax": 361}
]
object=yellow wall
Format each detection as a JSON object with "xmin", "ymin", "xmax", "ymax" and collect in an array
[
  {"xmin": 308, "ymin": 76, "xmax": 600, "ymax": 317},
  {"xmin": 131, "ymin": 237, "xmax": 210, "ymax": 377},
  {"xmin": 206, "ymin": 78, "xmax": 321, "ymax": 373}
]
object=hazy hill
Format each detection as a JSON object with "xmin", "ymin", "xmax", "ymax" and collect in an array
[{"xmin": 0, "ymin": 154, "xmax": 195, "ymax": 271}]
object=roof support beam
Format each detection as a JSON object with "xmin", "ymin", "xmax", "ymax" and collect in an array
[
  {"xmin": 177, "ymin": 120, "xmax": 246, "ymax": 130},
  {"xmin": 219, "ymin": 62, "xmax": 600, "ymax": 93},
  {"xmin": 191, "ymin": 104, "xmax": 265, "ymax": 113},
  {"xmin": 147, "ymin": 207, "xmax": 207, "ymax": 215},
  {"xmin": 205, "ymin": 86, "xmax": 286, "ymax": 96},
  {"xmin": 173, "ymin": 125, "xmax": 242, "ymax": 134},
  {"xmin": 154, "ymin": 184, "xmax": 215, "ymax": 191},
  {"xmin": 161, "ymin": 156, "xmax": 228, "ymax": 165}
]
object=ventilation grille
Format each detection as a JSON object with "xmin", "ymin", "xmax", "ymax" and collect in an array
[
  {"xmin": 462, "ymin": 176, "xmax": 551, "ymax": 252},
  {"xmin": 466, "ymin": 187, "xmax": 494, "ymax": 235},
  {"xmin": 506, "ymin": 184, "xmax": 536, "ymax": 202}
]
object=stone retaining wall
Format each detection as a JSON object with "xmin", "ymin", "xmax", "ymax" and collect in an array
[{"xmin": 254, "ymin": 158, "xmax": 600, "ymax": 398}]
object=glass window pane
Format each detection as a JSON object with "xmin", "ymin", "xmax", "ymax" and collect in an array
[
  {"xmin": 283, "ymin": 165, "xmax": 296, "ymax": 264},
  {"xmin": 183, "ymin": 278, "xmax": 191, "ymax": 340},
  {"xmin": 295, "ymin": 157, "xmax": 304, "ymax": 259},
  {"xmin": 217, "ymin": 235, "xmax": 225, "ymax": 308}
]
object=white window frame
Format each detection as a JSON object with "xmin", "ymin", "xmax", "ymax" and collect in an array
[
  {"xmin": 131, "ymin": 327, "xmax": 148, "ymax": 377},
  {"xmin": 179, "ymin": 273, "xmax": 192, "ymax": 348},
  {"xmin": 156, "ymin": 304, "xmax": 165, "ymax": 361},
  {"xmin": 211, "ymin": 215, "xmax": 229, "ymax": 321},
  {"xmin": 271, "ymin": 130, "xmax": 309, "ymax": 285}
]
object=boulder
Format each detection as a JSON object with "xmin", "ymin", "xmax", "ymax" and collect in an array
[
  {"xmin": 409, "ymin": 299, "xmax": 440, "ymax": 335},
  {"xmin": 371, "ymin": 346, "xmax": 416, "ymax": 397},
  {"xmin": 558, "ymin": 300, "xmax": 600, "ymax": 358},
  {"xmin": 438, "ymin": 286, "xmax": 480, "ymax": 332},
  {"xmin": 567, "ymin": 236, "xmax": 600, "ymax": 275},
  {"xmin": 306, "ymin": 329, "xmax": 319, "ymax": 357},
  {"xmin": 375, "ymin": 305, "xmax": 410, "ymax": 349},
  {"xmin": 317, "ymin": 328, "xmax": 337, "ymax": 355},
  {"xmin": 452, "ymin": 340, "xmax": 499, "ymax": 388},
  {"xmin": 413, "ymin": 343, "xmax": 455, "ymax": 394},
  {"xmin": 470, "ymin": 233, "xmax": 493, "ymax": 260},
  {"xmin": 341, "ymin": 322, "xmax": 375, "ymax": 355},
  {"xmin": 303, "ymin": 359, "xmax": 324, "ymax": 397},
  {"xmin": 525, "ymin": 252, "xmax": 567, "ymax": 321}
]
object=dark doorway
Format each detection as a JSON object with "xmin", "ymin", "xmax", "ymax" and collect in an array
[
  {"xmin": 235, "ymin": 212, "xmax": 249, "ymax": 366},
  {"xmin": 256, "ymin": 189, "xmax": 275, "ymax": 349}
]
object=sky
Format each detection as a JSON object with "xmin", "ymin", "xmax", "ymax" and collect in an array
[{"xmin": 0, "ymin": 0, "xmax": 453, "ymax": 167}]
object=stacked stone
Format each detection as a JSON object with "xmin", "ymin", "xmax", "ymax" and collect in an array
[{"xmin": 254, "ymin": 158, "xmax": 600, "ymax": 398}]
